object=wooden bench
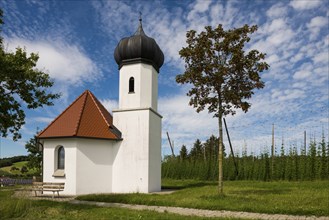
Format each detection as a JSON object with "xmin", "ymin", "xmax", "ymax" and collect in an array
[{"xmin": 32, "ymin": 182, "xmax": 65, "ymax": 198}]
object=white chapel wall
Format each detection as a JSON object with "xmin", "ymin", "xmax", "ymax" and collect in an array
[
  {"xmin": 148, "ymin": 110, "xmax": 162, "ymax": 192},
  {"xmin": 140, "ymin": 63, "xmax": 158, "ymax": 111},
  {"xmin": 75, "ymin": 138, "xmax": 114, "ymax": 195},
  {"xmin": 42, "ymin": 139, "xmax": 77, "ymax": 195},
  {"xmin": 119, "ymin": 64, "xmax": 141, "ymax": 109},
  {"xmin": 119, "ymin": 63, "xmax": 158, "ymax": 111},
  {"xmin": 112, "ymin": 109, "xmax": 150, "ymax": 193}
]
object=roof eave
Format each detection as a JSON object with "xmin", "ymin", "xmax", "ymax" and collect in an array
[{"xmin": 37, "ymin": 136, "xmax": 123, "ymax": 141}]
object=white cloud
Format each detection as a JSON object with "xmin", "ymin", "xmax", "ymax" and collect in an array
[
  {"xmin": 5, "ymin": 38, "xmax": 100, "ymax": 86},
  {"xmin": 92, "ymin": 1, "xmax": 136, "ymax": 41},
  {"xmin": 267, "ymin": 27, "xmax": 295, "ymax": 46},
  {"xmin": 292, "ymin": 82, "xmax": 307, "ymax": 88},
  {"xmin": 186, "ymin": 0, "xmax": 211, "ymax": 28},
  {"xmin": 191, "ymin": 0, "xmax": 212, "ymax": 13},
  {"xmin": 290, "ymin": 52, "xmax": 304, "ymax": 63},
  {"xmin": 159, "ymin": 94, "xmax": 216, "ymax": 134},
  {"xmin": 100, "ymin": 99, "xmax": 118, "ymax": 113},
  {"xmin": 252, "ymin": 18, "xmax": 296, "ymax": 58},
  {"xmin": 271, "ymin": 88, "xmax": 305, "ymax": 102},
  {"xmin": 290, "ymin": 0, "xmax": 322, "ymax": 10},
  {"xmin": 280, "ymin": 89, "xmax": 305, "ymax": 101},
  {"xmin": 293, "ymin": 70, "xmax": 312, "ymax": 79},
  {"xmin": 307, "ymin": 16, "xmax": 328, "ymax": 39},
  {"xmin": 266, "ymin": 3, "xmax": 288, "ymax": 18},
  {"xmin": 159, "ymin": 93, "xmax": 218, "ymax": 151},
  {"xmin": 210, "ymin": 3, "xmax": 224, "ymax": 23},
  {"xmin": 263, "ymin": 18, "xmax": 287, "ymax": 33},
  {"xmin": 266, "ymin": 54, "xmax": 280, "ymax": 65},
  {"xmin": 32, "ymin": 117, "xmax": 54, "ymax": 123},
  {"xmin": 313, "ymin": 51, "xmax": 328, "ymax": 64},
  {"xmin": 307, "ymin": 16, "xmax": 328, "ymax": 28},
  {"xmin": 209, "ymin": 1, "xmax": 240, "ymax": 29}
]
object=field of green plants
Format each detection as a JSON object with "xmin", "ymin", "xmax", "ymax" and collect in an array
[{"xmin": 162, "ymin": 135, "xmax": 329, "ymax": 181}]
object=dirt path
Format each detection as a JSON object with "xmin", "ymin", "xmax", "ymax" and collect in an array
[{"xmin": 69, "ymin": 200, "xmax": 329, "ymax": 220}]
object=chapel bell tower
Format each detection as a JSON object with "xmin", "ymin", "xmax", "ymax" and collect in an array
[{"xmin": 112, "ymin": 16, "xmax": 164, "ymax": 193}]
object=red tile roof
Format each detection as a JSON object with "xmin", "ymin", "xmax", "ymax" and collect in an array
[{"xmin": 38, "ymin": 90, "xmax": 121, "ymax": 140}]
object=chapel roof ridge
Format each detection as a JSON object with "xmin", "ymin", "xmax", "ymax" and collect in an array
[{"xmin": 37, "ymin": 90, "xmax": 89, "ymax": 137}]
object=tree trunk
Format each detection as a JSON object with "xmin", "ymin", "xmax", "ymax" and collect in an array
[{"xmin": 218, "ymin": 112, "xmax": 223, "ymax": 194}]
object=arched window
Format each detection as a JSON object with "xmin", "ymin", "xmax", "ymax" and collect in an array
[
  {"xmin": 57, "ymin": 146, "xmax": 65, "ymax": 170},
  {"xmin": 129, "ymin": 77, "xmax": 134, "ymax": 93}
]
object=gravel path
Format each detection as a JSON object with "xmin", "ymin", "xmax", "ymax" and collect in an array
[{"xmin": 69, "ymin": 200, "xmax": 329, "ymax": 220}]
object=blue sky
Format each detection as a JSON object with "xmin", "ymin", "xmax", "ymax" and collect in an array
[{"xmin": 0, "ymin": 0, "xmax": 328, "ymax": 158}]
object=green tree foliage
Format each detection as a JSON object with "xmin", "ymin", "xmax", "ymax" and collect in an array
[
  {"xmin": 10, "ymin": 166, "xmax": 18, "ymax": 171},
  {"xmin": 203, "ymin": 135, "xmax": 218, "ymax": 160},
  {"xmin": 25, "ymin": 134, "xmax": 42, "ymax": 174},
  {"xmin": 321, "ymin": 136, "xmax": 329, "ymax": 180},
  {"xmin": 177, "ymin": 24, "xmax": 269, "ymax": 193},
  {"xmin": 309, "ymin": 141, "xmax": 317, "ymax": 180},
  {"xmin": 279, "ymin": 143, "xmax": 286, "ymax": 178},
  {"xmin": 179, "ymin": 145, "xmax": 188, "ymax": 161},
  {"xmin": 327, "ymin": 139, "xmax": 329, "ymax": 179},
  {"xmin": 189, "ymin": 139, "xmax": 203, "ymax": 162},
  {"xmin": 20, "ymin": 166, "xmax": 28, "ymax": 173},
  {"xmin": 0, "ymin": 9, "xmax": 60, "ymax": 140}
]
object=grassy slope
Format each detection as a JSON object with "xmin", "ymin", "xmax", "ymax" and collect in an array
[
  {"xmin": 0, "ymin": 161, "xmax": 36, "ymax": 175},
  {"xmin": 0, "ymin": 189, "xmax": 240, "ymax": 220},
  {"xmin": 78, "ymin": 179, "xmax": 329, "ymax": 216}
]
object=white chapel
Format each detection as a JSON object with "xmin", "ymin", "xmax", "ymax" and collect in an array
[{"xmin": 37, "ymin": 18, "xmax": 164, "ymax": 195}]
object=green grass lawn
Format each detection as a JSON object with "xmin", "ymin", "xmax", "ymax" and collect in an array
[
  {"xmin": 0, "ymin": 188, "xmax": 240, "ymax": 220},
  {"xmin": 78, "ymin": 179, "xmax": 329, "ymax": 216}
]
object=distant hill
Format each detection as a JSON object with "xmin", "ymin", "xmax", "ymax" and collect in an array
[
  {"xmin": 0, "ymin": 156, "xmax": 38, "ymax": 178},
  {"xmin": 0, "ymin": 155, "xmax": 29, "ymax": 168}
]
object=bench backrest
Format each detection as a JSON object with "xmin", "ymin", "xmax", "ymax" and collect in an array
[
  {"xmin": 32, "ymin": 182, "xmax": 43, "ymax": 189},
  {"xmin": 33, "ymin": 182, "xmax": 65, "ymax": 190}
]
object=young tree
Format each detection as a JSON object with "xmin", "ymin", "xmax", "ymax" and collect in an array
[
  {"xmin": 189, "ymin": 139, "xmax": 203, "ymax": 162},
  {"xmin": 320, "ymin": 136, "xmax": 327, "ymax": 180},
  {"xmin": 0, "ymin": 9, "xmax": 60, "ymax": 140},
  {"xmin": 309, "ymin": 140, "xmax": 317, "ymax": 180},
  {"xmin": 204, "ymin": 135, "xmax": 218, "ymax": 161},
  {"xmin": 25, "ymin": 134, "xmax": 42, "ymax": 174},
  {"xmin": 177, "ymin": 24, "xmax": 269, "ymax": 194},
  {"xmin": 194, "ymin": 139, "xmax": 203, "ymax": 161},
  {"xmin": 279, "ymin": 142, "xmax": 286, "ymax": 180},
  {"xmin": 179, "ymin": 145, "xmax": 188, "ymax": 161}
]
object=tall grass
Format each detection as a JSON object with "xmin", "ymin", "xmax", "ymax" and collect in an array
[
  {"xmin": 0, "ymin": 188, "xmax": 238, "ymax": 220},
  {"xmin": 0, "ymin": 190, "xmax": 32, "ymax": 219}
]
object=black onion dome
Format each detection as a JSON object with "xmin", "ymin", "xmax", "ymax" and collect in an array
[{"xmin": 114, "ymin": 18, "xmax": 164, "ymax": 73}]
